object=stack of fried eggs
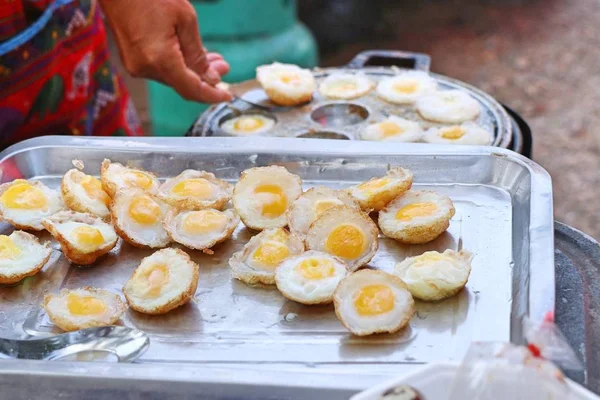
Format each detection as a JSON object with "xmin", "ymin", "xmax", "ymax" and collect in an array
[
  {"xmin": 0, "ymin": 160, "xmax": 473, "ymax": 337},
  {"xmin": 223, "ymin": 62, "xmax": 492, "ymax": 145}
]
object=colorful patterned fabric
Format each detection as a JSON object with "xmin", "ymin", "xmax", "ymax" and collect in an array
[{"xmin": 0, "ymin": 0, "xmax": 143, "ymax": 148}]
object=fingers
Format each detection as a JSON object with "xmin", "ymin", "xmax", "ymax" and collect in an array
[
  {"xmin": 198, "ymin": 80, "xmax": 233, "ymax": 103},
  {"xmin": 175, "ymin": 4, "xmax": 217, "ymax": 83},
  {"xmin": 162, "ymin": 57, "xmax": 232, "ymax": 103},
  {"xmin": 210, "ymin": 59, "xmax": 230, "ymax": 76},
  {"xmin": 207, "ymin": 52, "xmax": 224, "ymax": 62},
  {"xmin": 166, "ymin": 2, "xmax": 232, "ymax": 102}
]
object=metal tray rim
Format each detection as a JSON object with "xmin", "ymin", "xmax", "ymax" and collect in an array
[{"xmin": 0, "ymin": 136, "xmax": 555, "ymax": 385}]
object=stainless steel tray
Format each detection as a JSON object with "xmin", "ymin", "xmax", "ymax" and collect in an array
[{"xmin": 0, "ymin": 137, "xmax": 554, "ymax": 383}]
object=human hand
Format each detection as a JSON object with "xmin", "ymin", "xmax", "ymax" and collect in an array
[{"xmin": 99, "ymin": 0, "xmax": 232, "ymax": 103}]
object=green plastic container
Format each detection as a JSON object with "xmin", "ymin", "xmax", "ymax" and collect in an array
[{"xmin": 148, "ymin": 0, "xmax": 318, "ymax": 137}]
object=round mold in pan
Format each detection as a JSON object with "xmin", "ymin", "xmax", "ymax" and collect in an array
[
  {"xmin": 296, "ymin": 130, "xmax": 353, "ymax": 140},
  {"xmin": 191, "ymin": 67, "xmax": 512, "ymax": 149},
  {"xmin": 215, "ymin": 110, "xmax": 279, "ymax": 137}
]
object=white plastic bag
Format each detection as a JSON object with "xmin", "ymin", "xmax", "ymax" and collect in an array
[{"xmin": 448, "ymin": 315, "xmax": 583, "ymax": 400}]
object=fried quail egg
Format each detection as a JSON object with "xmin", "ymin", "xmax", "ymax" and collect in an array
[
  {"xmin": 346, "ymin": 167, "xmax": 413, "ymax": 212},
  {"xmin": 100, "ymin": 159, "xmax": 159, "ymax": 197},
  {"xmin": 0, "ymin": 180, "xmax": 64, "ymax": 231},
  {"xmin": 43, "ymin": 287, "xmax": 126, "ymax": 331},
  {"xmin": 111, "ymin": 189, "xmax": 171, "ymax": 249},
  {"xmin": 361, "ymin": 116, "xmax": 424, "ymax": 142},
  {"xmin": 376, "ymin": 71, "xmax": 438, "ymax": 104},
  {"xmin": 333, "ymin": 269, "xmax": 415, "ymax": 336},
  {"xmin": 229, "ymin": 228, "xmax": 304, "ymax": 285},
  {"xmin": 157, "ymin": 170, "xmax": 232, "ymax": 211},
  {"xmin": 287, "ymin": 187, "xmax": 359, "ymax": 238},
  {"xmin": 275, "ymin": 251, "xmax": 349, "ymax": 305},
  {"xmin": 416, "ymin": 90, "xmax": 481, "ymax": 123},
  {"xmin": 0, "ymin": 231, "xmax": 51, "ymax": 284},
  {"xmin": 42, "ymin": 211, "xmax": 118, "ymax": 265},
  {"xmin": 62, "ymin": 169, "xmax": 111, "ymax": 220},
  {"xmin": 123, "ymin": 248, "xmax": 200, "ymax": 315},
  {"xmin": 423, "ymin": 121, "xmax": 492, "ymax": 145},
  {"xmin": 318, "ymin": 72, "xmax": 374, "ymax": 99},
  {"xmin": 164, "ymin": 208, "xmax": 239, "ymax": 251},
  {"xmin": 378, "ymin": 190, "xmax": 455, "ymax": 244},
  {"xmin": 221, "ymin": 114, "xmax": 276, "ymax": 136},
  {"xmin": 233, "ymin": 166, "xmax": 303, "ymax": 230},
  {"xmin": 394, "ymin": 249, "xmax": 473, "ymax": 301},
  {"xmin": 305, "ymin": 206, "xmax": 378, "ymax": 271},
  {"xmin": 256, "ymin": 62, "xmax": 315, "ymax": 106}
]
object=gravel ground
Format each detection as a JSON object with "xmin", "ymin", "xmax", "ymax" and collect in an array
[{"xmin": 115, "ymin": 0, "xmax": 600, "ymax": 240}]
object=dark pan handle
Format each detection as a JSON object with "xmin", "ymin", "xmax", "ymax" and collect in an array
[{"xmin": 346, "ymin": 50, "xmax": 431, "ymax": 71}]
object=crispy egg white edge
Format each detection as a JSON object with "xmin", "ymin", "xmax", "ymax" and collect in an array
[
  {"xmin": 164, "ymin": 208, "xmax": 239, "ymax": 250},
  {"xmin": 123, "ymin": 248, "xmax": 199, "ymax": 311},
  {"xmin": 416, "ymin": 90, "xmax": 481, "ymax": 123},
  {"xmin": 305, "ymin": 205, "xmax": 379, "ymax": 271},
  {"xmin": 423, "ymin": 122, "xmax": 492, "ymax": 145},
  {"xmin": 256, "ymin": 63, "xmax": 315, "ymax": 95},
  {"xmin": 394, "ymin": 249, "xmax": 473, "ymax": 300},
  {"xmin": 0, "ymin": 231, "xmax": 51, "ymax": 277},
  {"xmin": 43, "ymin": 287, "xmax": 126, "ymax": 328},
  {"xmin": 62, "ymin": 169, "xmax": 110, "ymax": 218},
  {"xmin": 220, "ymin": 115, "xmax": 276, "ymax": 135},
  {"xmin": 275, "ymin": 250, "xmax": 349, "ymax": 304},
  {"xmin": 0, "ymin": 180, "xmax": 65, "ymax": 229},
  {"xmin": 287, "ymin": 187, "xmax": 359, "ymax": 237},
  {"xmin": 111, "ymin": 189, "xmax": 171, "ymax": 247},
  {"xmin": 229, "ymin": 228, "xmax": 305, "ymax": 283},
  {"xmin": 378, "ymin": 190, "xmax": 455, "ymax": 230},
  {"xmin": 360, "ymin": 116, "xmax": 424, "ymax": 142},
  {"xmin": 334, "ymin": 270, "xmax": 415, "ymax": 335},
  {"xmin": 376, "ymin": 71, "xmax": 438, "ymax": 104},
  {"xmin": 233, "ymin": 166, "xmax": 303, "ymax": 230},
  {"xmin": 318, "ymin": 72, "xmax": 374, "ymax": 99}
]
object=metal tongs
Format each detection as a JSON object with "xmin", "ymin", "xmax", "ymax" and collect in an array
[{"xmin": 0, "ymin": 326, "xmax": 149, "ymax": 362}]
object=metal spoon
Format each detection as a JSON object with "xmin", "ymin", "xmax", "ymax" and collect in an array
[{"xmin": 0, "ymin": 326, "xmax": 149, "ymax": 362}]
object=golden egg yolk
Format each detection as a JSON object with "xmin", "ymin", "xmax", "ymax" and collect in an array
[
  {"xmin": 255, "ymin": 184, "xmax": 287, "ymax": 218},
  {"xmin": 395, "ymin": 202, "xmax": 438, "ymax": 221},
  {"xmin": 354, "ymin": 284, "xmax": 395, "ymax": 316},
  {"xmin": 252, "ymin": 241, "xmax": 290, "ymax": 269},
  {"xmin": 297, "ymin": 258, "xmax": 336, "ymax": 280},
  {"xmin": 183, "ymin": 210, "xmax": 227, "ymax": 234},
  {"xmin": 358, "ymin": 178, "xmax": 390, "ymax": 194},
  {"xmin": 67, "ymin": 293, "xmax": 107, "ymax": 316},
  {"xmin": 136, "ymin": 264, "xmax": 169, "ymax": 298},
  {"xmin": 171, "ymin": 178, "xmax": 214, "ymax": 199},
  {"xmin": 441, "ymin": 127, "xmax": 466, "ymax": 140},
  {"xmin": 330, "ymin": 80, "xmax": 358, "ymax": 93},
  {"xmin": 81, "ymin": 175, "xmax": 110, "ymax": 206},
  {"xmin": 0, "ymin": 181, "xmax": 48, "ymax": 210},
  {"xmin": 73, "ymin": 225, "xmax": 105, "ymax": 251},
  {"xmin": 233, "ymin": 117, "xmax": 265, "ymax": 132},
  {"xmin": 126, "ymin": 171, "xmax": 154, "ymax": 190},
  {"xmin": 314, "ymin": 199, "xmax": 342, "ymax": 216},
  {"xmin": 128, "ymin": 195, "xmax": 161, "ymax": 225},
  {"xmin": 378, "ymin": 121, "xmax": 405, "ymax": 138},
  {"xmin": 0, "ymin": 235, "xmax": 21, "ymax": 260},
  {"xmin": 325, "ymin": 224, "xmax": 365, "ymax": 259},
  {"xmin": 280, "ymin": 74, "xmax": 300, "ymax": 84},
  {"xmin": 393, "ymin": 80, "xmax": 418, "ymax": 94}
]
